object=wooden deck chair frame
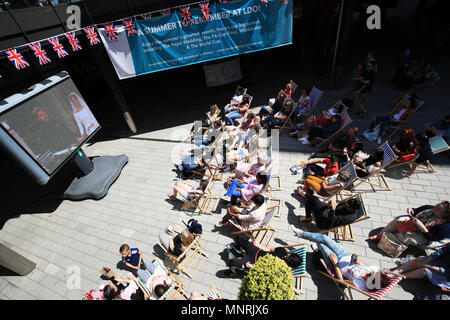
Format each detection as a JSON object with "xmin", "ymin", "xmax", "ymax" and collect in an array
[
  {"xmin": 236, "ymin": 85, "xmax": 247, "ymax": 96},
  {"xmin": 317, "ymin": 258, "xmax": 404, "ymax": 300},
  {"xmin": 309, "ymin": 192, "xmax": 370, "ymax": 242},
  {"xmin": 134, "ymin": 257, "xmax": 189, "ymax": 300},
  {"xmin": 235, "ymin": 93, "xmax": 254, "ymax": 126},
  {"xmin": 313, "ymin": 101, "xmax": 353, "ymax": 149},
  {"xmin": 314, "ymin": 161, "xmax": 359, "ymax": 202},
  {"xmin": 229, "ymin": 205, "xmax": 279, "ymax": 246},
  {"xmin": 157, "ymin": 234, "xmax": 208, "ymax": 279},
  {"xmin": 288, "ymin": 80, "xmax": 298, "ymax": 97},
  {"xmin": 353, "ymin": 142, "xmax": 397, "ymax": 191},
  {"xmin": 189, "ymin": 145, "xmax": 224, "ymax": 181},
  {"xmin": 385, "ymin": 94, "xmax": 424, "ymax": 141},
  {"xmin": 259, "ymin": 166, "xmax": 282, "ymax": 214},
  {"xmin": 279, "ymin": 243, "xmax": 308, "ymax": 295},
  {"xmin": 206, "ymin": 286, "xmax": 222, "ymax": 300},
  {"xmin": 177, "ymin": 179, "xmax": 219, "ymax": 215}
]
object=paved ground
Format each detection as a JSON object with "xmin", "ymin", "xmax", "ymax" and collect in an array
[
  {"xmin": 0, "ymin": 47, "xmax": 449, "ymax": 300},
  {"xmin": 0, "ymin": 108, "xmax": 448, "ymax": 300}
]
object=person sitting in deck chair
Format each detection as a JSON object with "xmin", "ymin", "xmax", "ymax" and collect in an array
[
  {"xmin": 225, "ymin": 235, "xmax": 303, "ymax": 276},
  {"xmin": 227, "ymin": 152, "xmax": 267, "ymax": 185},
  {"xmin": 294, "ymin": 113, "xmax": 342, "ymax": 145},
  {"xmin": 365, "ymin": 95, "xmax": 417, "ymax": 144},
  {"xmin": 222, "ymin": 172, "xmax": 267, "ymax": 206},
  {"xmin": 389, "ymin": 244, "xmax": 449, "ymax": 292},
  {"xmin": 159, "ymin": 225, "xmax": 195, "ymax": 258},
  {"xmin": 168, "ymin": 179, "xmax": 208, "ymax": 202},
  {"xmin": 102, "ymin": 273, "xmax": 144, "ymax": 300},
  {"xmin": 354, "ymin": 149, "xmax": 384, "ymax": 178},
  {"xmin": 408, "ymin": 133, "xmax": 433, "ymax": 176},
  {"xmin": 297, "ymin": 171, "xmax": 351, "ymax": 209},
  {"xmin": 216, "ymin": 194, "xmax": 267, "ymax": 229},
  {"xmin": 291, "ymin": 154, "xmax": 340, "ymax": 179},
  {"xmin": 292, "ymin": 88, "xmax": 312, "ymax": 123},
  {"xmin": 368, "ymin": 201, "xmax": 450, "ymax": 244},
  {"xmin": 175, "ymin": 147, "xmax": 212, "ymax": 179},
  {"xmin": 259, "ymin": 92, "xmax": 287, "ymax": 118},
  {"xmin": 193, "ymin": 120, "xmax": 223, "ymax": 146},
  {"xmin": 261, "ymin": 100, "xmax": 293, "ymax": 134},
  {"xmin": 224, "ymin": 87, "xmax": 245, "ymax": 114},
  {"xmin": 289, "ymin": 228, "xmax": 390, "ymax": 292},
  {"xmin": 136, "ymin": 260, "xmax": 172, "ymax": 300},
  {"xmin": 296, "ymin": 189, "xmax": 361, "ymax": 227},
  {"xmin": 225, "ymin": 96, "xmax": 250, "ymax": 126}
]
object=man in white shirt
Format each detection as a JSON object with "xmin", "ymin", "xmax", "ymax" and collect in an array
[{"xmin": 216, "ymin": 194, "xmax": 267, "ymax": 229}]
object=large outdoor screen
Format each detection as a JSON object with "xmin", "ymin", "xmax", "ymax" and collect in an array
[{"xmin": 0, "ymin": 76, "xmax": 99, "ymax": 176}]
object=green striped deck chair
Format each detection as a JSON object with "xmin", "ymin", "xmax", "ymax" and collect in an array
[
  {"xmin": 280, "ymin": 243, "xmax": 308, "ymax": 295},
  {"xmin": 206, "ymin": 286, "xmax": 222, "ymax": 300}
]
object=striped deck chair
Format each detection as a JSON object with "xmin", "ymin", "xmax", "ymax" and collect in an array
[
  {"xmin": 314, "ymin": 109, "xmax": 353, "ymax": 149},
  {"xmin": 157, "ymin": 234, "xmax": 208, "ymax": 279},
  {"xmin": 309, "ymin": 193, "xmax": 370, "ymax": 242},
  {"xmin": 278, "ymin": 243, "xmax": 307, "ymax": 294},
  {"xmin": 229, "ymin": 205, "xmax": 278, "ymax": 246},
  {"xmin": 385, "ymin": 94, "xmax": 424, "ymax": 141},
  {"xmin": 388, "ymin": 135, "xmax": 449, "ymax": 173},
  {"xmin": 206, "ymin": 286, "xmax": 222, "ymax": 300},
  {"xmin": 314, "ymin": 161, "xmax": 359, "ymax": 202},
  {"xmin": 134, "ymin": 258, "xmax": 189, "ymax": 300},
  {"xmin": 353, "ymin": 142, "xmax": 397, "ymax": 191},
  {"xmin": 317, "ymin": 258, "xmax": 403, "ymax": 300}
]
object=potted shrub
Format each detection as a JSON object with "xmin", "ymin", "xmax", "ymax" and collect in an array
[{"xmin": 238, "ymin": 254, "xmax": 296, "ymax": 300}]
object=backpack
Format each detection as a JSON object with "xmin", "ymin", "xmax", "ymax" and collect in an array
[{"xmin": 185, "ymin": 219, "xmax": 203, "ymax": 235}]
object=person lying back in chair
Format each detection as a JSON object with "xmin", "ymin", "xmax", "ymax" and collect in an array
[
  {"xmin": 224, "ymin": 87, "xmax": 245, "ymax": 114},
  {"xmin": 136, "ymin": 260, "xmax": 172, "ymax": 300},
  {"xmin": 290, "ymin": 228, "xmax": 390, "ymax": 291},
  {"xmin": 168, "ymin": 179, "xmax": 208, "ymax": 202},
  {"xmin": 296, "ymin": 190, "xmax": 361, "ymax": 228},
  {"xmin": 225, "ymin": 235, "xmax": 303, "ymax": 276},
  {"xmin": 216, "ymin": 194, "xmax": 267, "ymax": 229}
]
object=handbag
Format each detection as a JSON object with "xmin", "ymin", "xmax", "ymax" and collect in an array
[
  {"xmin": 377, "ymin": 232, "xmax": 408, "ymax": 258},
  {"xmin": 396, "ymin": 219, "xmax": 418, "ymax": 234}
]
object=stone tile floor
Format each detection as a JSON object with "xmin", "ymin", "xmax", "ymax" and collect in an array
[{"xmin": 0, "ymin": 112, "xmax": 448, "ymax": 300}]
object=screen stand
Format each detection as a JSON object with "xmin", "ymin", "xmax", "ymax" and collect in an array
[{"xmin": 63, "ymin": 149, "xmax": 128, "ymax": 201}]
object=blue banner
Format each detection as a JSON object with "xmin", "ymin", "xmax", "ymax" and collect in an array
[{"xmin": 99, "ymin": 0, "xmax": 292, "ymax": 79}]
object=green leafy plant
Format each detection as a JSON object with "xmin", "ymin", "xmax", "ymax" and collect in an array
[{"xmin": 238, "ymin": 254, "xmax": 296, "ymax": 300}]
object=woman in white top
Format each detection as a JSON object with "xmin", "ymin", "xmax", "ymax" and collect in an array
[
  {"xmin": 137, "ymin": 261, "xmax": 172, "ymax": 300},
  {"xmin": 68, "ymin": 92, "xmax": 98, "ymax": 142},
  {"xmin": 290, "ymin": 229, "xmax": 391, "ymax": 291},
  {"xmin": 367, "ymin": 96, "xmax": 417, "ymax": 139}
]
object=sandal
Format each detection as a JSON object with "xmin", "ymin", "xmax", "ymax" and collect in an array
[
  {"xmin": 299, "ymin": 216, "xmax": 312, "ymax": 222},
  {"xmin": 168, "ymin": 194, "xmax": 177, "ymax": 200}
]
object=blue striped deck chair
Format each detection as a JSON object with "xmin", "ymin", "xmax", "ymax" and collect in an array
[
  {"xmin": 353, "ymin": 142, "xmax": 397, "ymax": 191},
  {"xmin": 280, "ymin": 243, "xmax": 308, "ymax": 294},
  {"xmin": 206, "ymin": 286, "xmax": 222, "ymax": 300},
  {"xmin": 134, "ymin": 258, "xmax": 189, "ymax": 300},
  {"xmin": 309, "ymin": 193, "xmax": 369, "ymax": 242},
  {"xmin": 314, "ymin": 160, "xmax": 359, "ymax": 202}
]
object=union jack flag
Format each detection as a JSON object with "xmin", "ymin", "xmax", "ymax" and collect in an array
[
  {"xmin": 83, "ymin": 26, "xmax": 100, "ymax": 45},
  {"xmin": 4, "ymin": 48, "xmax": 30, "ymax": 70},
  {"xmin": 122, "ymin": 18, "xmax": 138, "ymax": 37},
  {"xmin": 48, "ymin": 37, "xmax": 68, "ymax": 58},
  {"xmin": 199, "ymin": 2, "xmax": 211, "ymax": 20},
  {"xmin": 218, "ymin": 0, "xmax": 228, "ymax": 3},
  {"xmin": 28, "ymin": 42, "xmax": 51, "ymax": 65},
  {"xmin": 104, "ymin": 23, "xmax": 119, "ymax": 41},
  {"xmin": 65, "ymin": 31, "xmax": 82, "ymax": 52},
  {"xmin": 140, "ymin": 12, "xmax": 152, "ymax": 20},
  {"xmin": 180, "ymin": 6, "xmax": 193, "ymax": 24},
  {"xmin": 160, "ymin": 9, "xmax": 170, "ymax": 15}
]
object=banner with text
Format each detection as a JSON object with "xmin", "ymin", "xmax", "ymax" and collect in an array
[{"xmin": 99, "ymin": 0, "xmax": 293, "ymax": 79}]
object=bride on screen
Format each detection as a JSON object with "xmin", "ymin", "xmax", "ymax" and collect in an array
[{"xmin": 69, "ymin": 92, "xmax": 98, "ymax": 142}]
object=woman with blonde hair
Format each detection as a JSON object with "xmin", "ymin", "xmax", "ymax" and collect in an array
[{"xmin": 159, "ymin": 225, "xmax": 195, "ymax": 257}]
